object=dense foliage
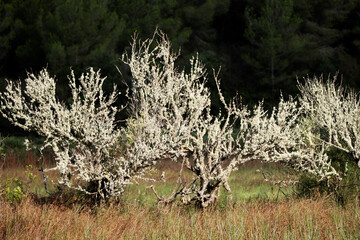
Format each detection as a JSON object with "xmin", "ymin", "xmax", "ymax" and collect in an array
[{"xmin": 1, "ymin": 0, "xmax": 360, "ymax": 120}]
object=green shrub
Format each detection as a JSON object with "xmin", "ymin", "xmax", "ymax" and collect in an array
[
  {"xmin": 5, "ymin": 177, "xmax": 25, "ymax": 203},
  {"xmin": 4, "ymin": 165, "xmax": 36, "ymax": 203}
]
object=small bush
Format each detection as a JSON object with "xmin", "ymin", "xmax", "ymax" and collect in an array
[{"xmin": 4, "ymin": 165, "xmax": 36, "ymax": 203}]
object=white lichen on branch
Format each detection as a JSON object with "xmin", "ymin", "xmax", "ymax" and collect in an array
[
  {"xmin": 0, "ymin": 30, "xmax": 348, "ymax": 205},
  {"xmin": 298, "ymin": 74, "xmax": 360, "ymax": 169},
  {"xmin": 0, "ymin": 68, "xmax": 129, "ymax": 198},
  {"xmin": 123, "ymin": 30, "xmax": 339, "ymax": 207}
]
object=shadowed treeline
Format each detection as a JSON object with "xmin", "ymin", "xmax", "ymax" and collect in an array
[{"xmin": 1, "ymin": 0, "xmax": 360, "ymax": 134}]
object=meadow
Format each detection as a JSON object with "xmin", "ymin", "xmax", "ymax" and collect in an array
[{"xmin": 0, "ymin": 143, "xmax": 359, "ymax": 239}]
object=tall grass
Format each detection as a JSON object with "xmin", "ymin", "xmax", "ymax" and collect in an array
[
  {"xmin": 1, "ymin": 150, "xmax": 360, "ymax": 239},
  {"xmin": 1, "ymin": 196, "xmax": 359, "ymax": 239}
]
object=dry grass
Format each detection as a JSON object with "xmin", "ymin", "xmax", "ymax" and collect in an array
[
  {"xmin": 1, "ymin": 150, "xmax": 54, "ymax": 170},
  {"xmin": 1, "ymin": 196, "xmax": 359, "ymax": 239},
  {"xmin": 0, "ymin": 152, "xmax": 360, "ymax": 239}
]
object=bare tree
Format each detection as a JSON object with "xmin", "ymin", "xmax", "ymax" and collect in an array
[
  {"xmin": 298, "ymin": 74, "xmax": 360, "ymax": 169},
  {"xmin": 0, "ymin": 30, "xmax": 345, "ymax": 204},
  {"xmin": 0, "ymin": 68, "xmax": 130, "ymax": 199},
  {"xmin": 123, "ymin": 30, "xmax": 338, "ymax": 207}
]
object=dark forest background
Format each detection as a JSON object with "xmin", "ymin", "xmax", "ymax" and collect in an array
[{"xmin": 1, "ymin": 0, "xmax": 360, "ymax": 135}]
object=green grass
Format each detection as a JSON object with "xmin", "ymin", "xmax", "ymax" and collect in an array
[
  {"xmin": 118, "ymin": 160, "xmax": 298, "ymax": 209},
  {"xmin": 0, "ymin": 158, "xmax": 298, "ymax": 207}
]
